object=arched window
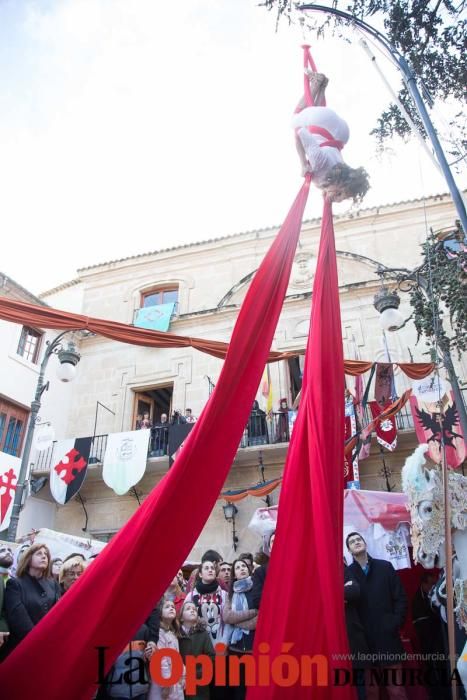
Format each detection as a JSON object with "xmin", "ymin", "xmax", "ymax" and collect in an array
[{"xmin": 141, "ymin": 285, "xmax": 179, "ymax": 309}]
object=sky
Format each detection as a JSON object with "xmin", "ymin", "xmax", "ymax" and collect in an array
[{"xmin": 0, "ymin": 0, "xmax": 464, "ymax": 295}]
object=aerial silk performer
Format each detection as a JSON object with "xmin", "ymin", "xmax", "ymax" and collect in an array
[
  {"xmin": 247, "ymin": 47, "xmax": 361, "ymax": 700},
  {"xmin": 0, "ymin": 48, "xmax": 362, "ymax": 700}
]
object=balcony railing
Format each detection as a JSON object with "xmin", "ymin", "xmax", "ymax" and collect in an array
[{"xmin": 30, "ymin": 405, "xmax": 416, "ymax": 473}]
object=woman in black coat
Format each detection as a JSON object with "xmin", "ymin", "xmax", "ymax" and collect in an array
[{"xmin": 5, "ymin": 543, "xmax": 61, "ymax": 653}]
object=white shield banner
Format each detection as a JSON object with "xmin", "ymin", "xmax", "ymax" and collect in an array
[
  {"xmin": 0, "ymin": 450, "xmax": 21, "ymax": 532},
  {"xmin": 49, "ymin": 438, "xmax": 92, "ymax": 505},
  {"xmin": 103, "ymin": 429, "xmax": 150, "ymax": 495}
]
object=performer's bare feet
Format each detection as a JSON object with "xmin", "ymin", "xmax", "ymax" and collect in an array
[{"xmin": 307, "ymin": 71, "xmax": 329, "ymax": 105}]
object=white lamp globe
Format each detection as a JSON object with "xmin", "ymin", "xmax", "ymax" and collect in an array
[
  {"xmin": 380, "ymin": 307, "xmax": 405, "ymax": 332},
  {"xmin": 56, "ymin": 361, "xmax": 77, "ymax": 382}
]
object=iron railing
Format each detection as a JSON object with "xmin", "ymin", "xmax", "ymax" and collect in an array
[{"xmin": 30, "ymin": 404, "xmax": 418, "ymax": 473}]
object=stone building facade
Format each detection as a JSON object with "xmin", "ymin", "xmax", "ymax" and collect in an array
[{"xmin": 22, "ymin": 192, "xmax": 465, "ymax": 560}]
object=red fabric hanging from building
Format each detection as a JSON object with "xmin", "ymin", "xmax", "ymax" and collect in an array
[
  {"xmin": 0, "ymin": 180, "xmax": 311, "ymax": 700},
  {"xmin": 0, "ymin": 297, "xmax": 436, "ymax": 377},
  {"xmin": 247, "ymin": 198, "xmax": 353, "ymax": 700}
]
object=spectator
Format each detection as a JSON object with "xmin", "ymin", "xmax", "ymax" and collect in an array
[
  {"xmin": 247, "ymin": 401, "xmax": 269, "ymax": 446},
  {"xmin": 135, "ymin": 413, "xmax": 143, "ymax": 430},
  {"xmin": 275, "ymin": 398, "xmax": 290, "ymax": 443},
  {"xmin": 178, "ymin": 601, "xmax": 215, "ymax": 700},
  {"xmin": 105, "ymin": 605, "xmax": 160, "ymax": 699},
  {"xmin": 217, "ymin": 562, "xmax": 232, "ymax": 591},
  {"xmin": 140, "ymin": 412, "xmax": 152, "ymax": 429},
  {"xmin": 238, "ymin": 553, "xmax": 255, "ymax": 571},
  {"xmin": 184, "ymin": 561, "xmax": 227, "ymax": 645},
  {"xmin": 346, "ymin": 531, "xmax": 408, "ymax": 700},
  {"xmin": 412, "ymin": 571, "xmax": 449, "ymax": 700},
  {"xmin": 186, "ymin": 551, "xmax": 223, "ymax": 594},
  {"xmin": 344, "ymin": 561, "xmax": 370, "ymax": 700},
  {"xmin": 176, "ymin": 569, "xmax": 186, "ymax": 593},
  {"xmin": 4, "ymin": 544, "xmax": 60, "ymax": 653},
  {"xmin": 51, "ymin": 558, "xmax": 63, "ymax": 583},
  {"xmin": 0, "ymin": 545, "xmax": 14, "ymax": 653},
  {"xmin": 147, "ymin": 598, "xmax": 184, "ymax": 699},
  {"xmin": 171, "ymin": 410, "xmax": 187, "ymax": 425},
  {"xmin": 185, "ymin": 409, "xmax": 197, "ymax": 424},
  {"xmin": 152, "ymin": 414, "xmax": 169, "ymax": 456},
  {"xmin": 251, "ymin": 529, "xmax": 275, "ymax": 609},
  {"xmin": 59, "ymin": 556, "xmax": 87, "ymax": 595},
  {"xmin": 223, "ymin": 558, "xmax": 258, "ymax": 700}
]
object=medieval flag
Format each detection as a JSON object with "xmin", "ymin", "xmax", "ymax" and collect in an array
[
  {"xmin": 410, "ymin": 379, "xmax": 466, "ymax": 468},
  {"xmin": 355, "ymin": 372, "xmax": 371, "ymax": 461},
  {"xmin": 374, "ymin": 362, "xmax": 396, "ymax": 406},
  {"xmin": 168, "ymin": 423, "xmax": 194, "ymax": 466},
  {"xmin": 369, "ymin": 401, "xmax": 398, "ymax": 451},
  {"xmin": 344, "ymin": 391, "xmax": 360, "ymax": 488},
  {"xmin": 103, "ymin": 429, "xmax": 150, "ymax": 496},
  {"xmin": 50, "ymin": 437, "xmax": 92, "ymax": 505},
  {"xmin": 0, "ymin": 451, "xmax": 20, "ymax": 532}
]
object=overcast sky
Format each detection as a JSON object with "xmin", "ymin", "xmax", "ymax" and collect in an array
[{"xmin": 0, "ymin": 0, "xmax": 464, "ymax": 295}]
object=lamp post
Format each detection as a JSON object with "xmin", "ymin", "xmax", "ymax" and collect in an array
[
  {"xmin": 222, "ymin": 502, "xmax": 239, "ymax": 552},
  {"xmin": 372, "ymin": 269, "xmax": 467, "ymax": 441},
  {"xmin": 297, "ymin": 4, "xmax": 467, "ymax": 235},
  {"xmin": 7, "ymin": 331, "xmax": 81, "ymax": 542}
]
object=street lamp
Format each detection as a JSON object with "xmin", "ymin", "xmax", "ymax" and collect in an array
[
  {"xmin": 373, "ymin": 285, "xmax": 405, "ymax": 332},
  {"xmin": 372, "ymin": 269, "xmax": 467, "ymax": 441},
  {"xmin": 222, "ymin": 502, "xmax": 239, "ymax": 551},
  {"xmin": 7, "ymin": 331, "xmax": 81, "ymax": 542}
]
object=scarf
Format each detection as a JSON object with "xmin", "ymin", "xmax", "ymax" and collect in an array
[
  {"xmin": 230, "ymin": 576, "xmax": 253, "ymax": 644},
  {"xmin": 195, "ymin": 579, "xmax": 219, "ymax": 595}
]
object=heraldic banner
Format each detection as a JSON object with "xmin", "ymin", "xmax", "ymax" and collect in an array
[
  {"xmin": 50, "ymin": 438, "xmax": 92, "ymax": 505},
  {"xmin": 103, "ymin": 429, "xmax": 150, "ymax": 495},
  {"xmin": 0, "ymin": 450, "xmax": 20, "ymax": 532}
]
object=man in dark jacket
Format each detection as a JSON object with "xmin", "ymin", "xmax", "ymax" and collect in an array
[
  {"xmin": 346, "ymin": 531, "xmax": 408, "ymax": 700},
  {"xmin": 344, "ymin": 564, "xmax": 370, "ymax": 700}
]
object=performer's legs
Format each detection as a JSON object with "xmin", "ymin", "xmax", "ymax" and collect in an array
[{"xmin": 294, "ymin": 71, "xmax": 329, "ymax": 113}]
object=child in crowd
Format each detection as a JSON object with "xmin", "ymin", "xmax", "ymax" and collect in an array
[
  {"xmin": 178, "ymin": 601, "xmax": 215, "ymax": 700},
  {"xmin": 147, "ymin": 599, "xmax": 185, "ymax": 700}
]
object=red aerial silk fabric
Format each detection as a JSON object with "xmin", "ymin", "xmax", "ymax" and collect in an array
[
  {"xmin": 0, "ymin": 180, "xmax": 311, "ymax": 700},
  {"xmin": 248, "ymin": 199, "xmax": 354, "ymax": 700}
]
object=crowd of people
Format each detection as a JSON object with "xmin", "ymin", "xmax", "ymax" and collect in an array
[{"xmin": 0, "ymin": 531, "xmax": 457, "ymax": 699}]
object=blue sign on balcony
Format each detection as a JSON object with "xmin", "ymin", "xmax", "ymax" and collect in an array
[{"xmin": 134, "ymin": 302, "xmax": 176, "ymax": 332}]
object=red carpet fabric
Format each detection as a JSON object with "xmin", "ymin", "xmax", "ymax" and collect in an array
[
  {"xmin": 0, "ymin": 180, "xmax": 311, "ymax": 700},
  {"xmin": 247, "ymin": 198, "xmax": 354, "ymax": 699}
]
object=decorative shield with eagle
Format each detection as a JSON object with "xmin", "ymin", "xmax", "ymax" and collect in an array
[{"xmin": 410, "ymin": 391, "xmax": 465, "ymax": 468}]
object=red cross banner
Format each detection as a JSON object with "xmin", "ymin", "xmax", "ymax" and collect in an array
[
  {"xmin": 49, "ymin": 438, "xmax": 92, "ymax": 505},
  {"xmin": 0, "ymin": 451, "xmax": 20, "ymax": 532}
]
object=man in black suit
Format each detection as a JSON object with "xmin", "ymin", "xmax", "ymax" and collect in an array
[{"xmin": 347, "ymin": 531, "xmax": 408, "ymax": 700}]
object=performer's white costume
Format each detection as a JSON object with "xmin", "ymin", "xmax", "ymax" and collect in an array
[{"xmin": 292, "ymin": 106, "xmax": 350, "ymax": 186}]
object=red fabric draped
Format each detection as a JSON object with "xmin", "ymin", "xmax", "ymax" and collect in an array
[
  {"xmin": 0, "ymin": 180, "xmax": 311, "ymax": 700},
  {"xmin": 0, "ymin": 297, "xmax": 435, "ymax": 377},
  {"xmin": 248, "ymin": 199, "xmax": 353, "ymax": 699}
]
